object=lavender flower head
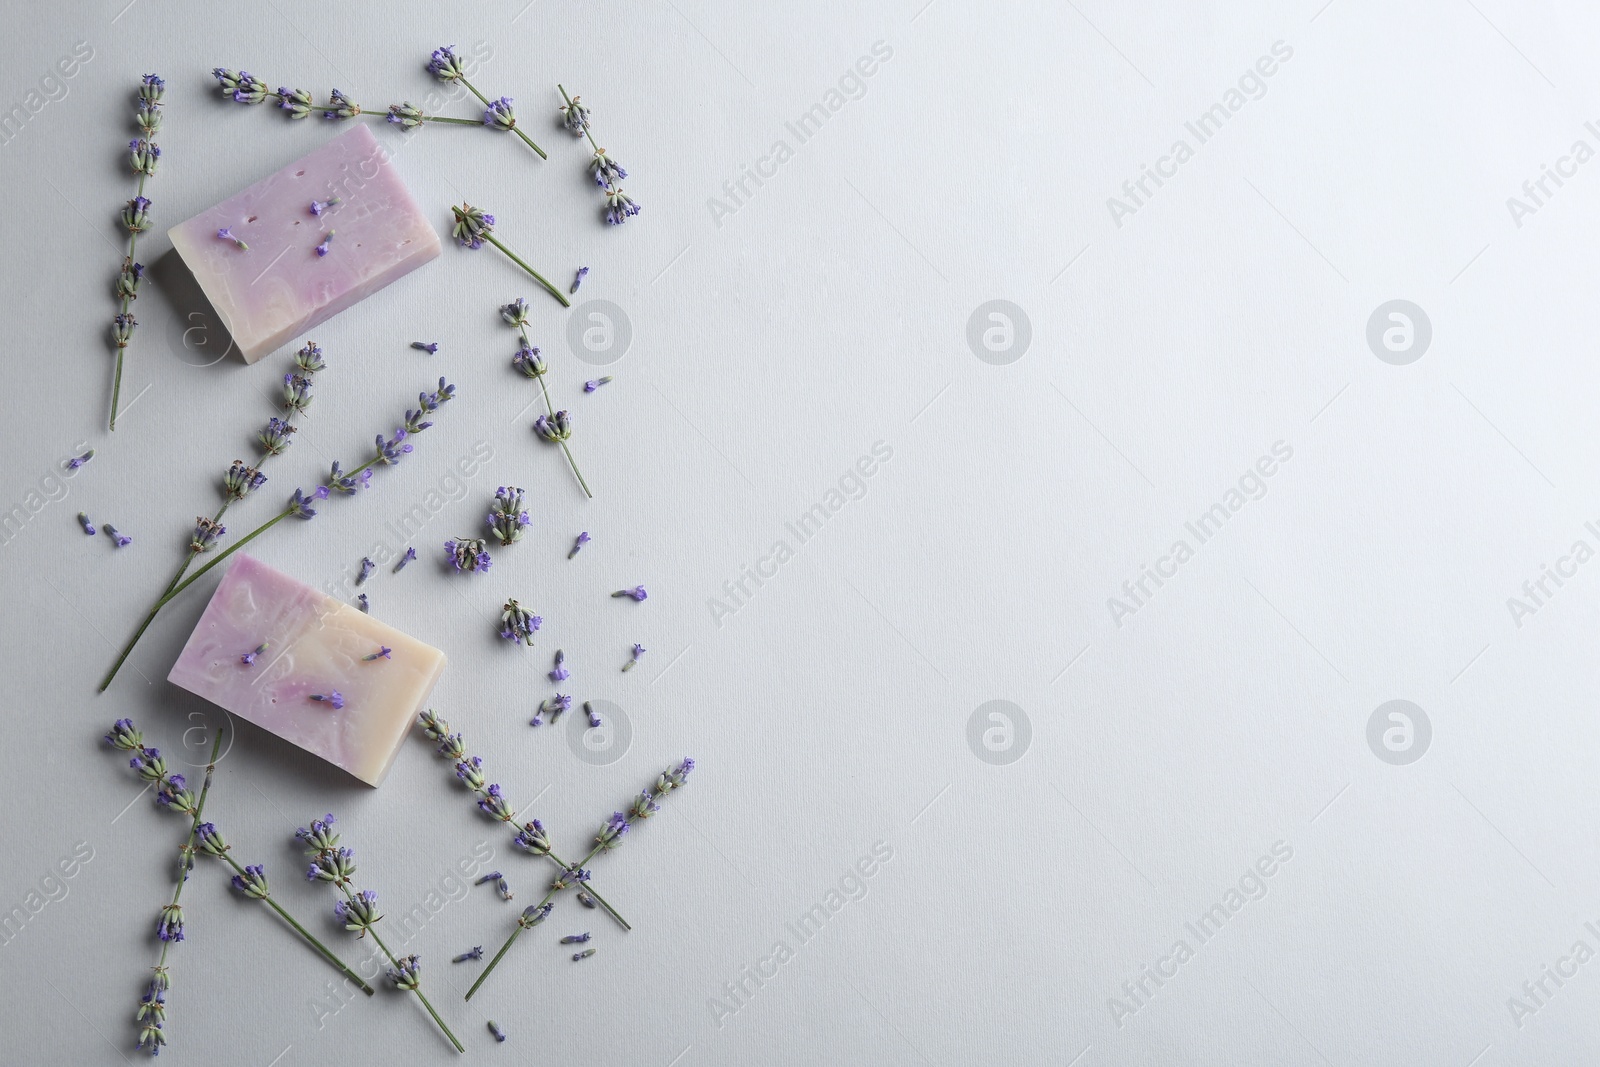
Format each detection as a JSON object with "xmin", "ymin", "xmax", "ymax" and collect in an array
[
  {"xmin": 335, "ymin": 888, "xmax": 381, "ymax": 934},
  {"xmin": 596, "ymin": 811, "xmax": 630, "ymax": 852},
  {"xmin": 295, "ymin": 813, "xmax": 339, "ymax": 853},
  {"xmin": 446, "ymin": 537, "xmax": 492, "ymax": 574},
  {"xmin": 533, "ymin": 410, "xmax": 573, "ymax": 443},
  {"xmin": 122, "ymin": 196, "xmax": 152, "ymax": 233},
  {"xmin": 322, "ymin": 89, "xmax": 361, "ymax": 120},
  {"xmin": 487, "ymin": 486, "xmax": 531, "ymax": 545},
  {"xmin": 294, "ymin": 341, "xmax": 327, "ymax": 373},
  {"xmin": 116, "ymin": 260, "xmax": 144, "ymax": 300},
  {"xmin": 374, "ymin": 428, "xmax": 413, "ymax": 465},
  {"xmin": 139, "ymin": 74, "xmax": 165, "ymax": 104},
  {"xmin": 282, "ymin": 372, "xmax": 314, "ymax": 414},
  {"xmin": 129, "ymin": 748, "xmax": 166, "ymax": 782},
  {"xmin": 512, "ymin": 819, "xmax": 551, "ymax": 856},
  {"xmin": 512, "ymin": 341, "xmax": 546, "ymax": 379},
  {"xmin": 516, "ymin": 902, "xmax": 554, "ymax": 929},
  {"xmin": 426, "ymin": 45, "xmax": 467, "ymax": 82},
  {"xmin": 277, "ymin": 86, "xmax": 314, "ymax": 119},
  {"xmin": 288, "ymin": 486, "xmax": 329, "ymax": 520},
  {"xmin": 231, "ymin": 863, "xmax": 270, "ymax": 899},
  {"xmin": 604, "ymin": 186, "xmax": 641, "ymax": 226},
  {"xmin": 455, "ymin": 756, "xmax": 486, "ymax": 791},
  {"xmin": 500, "ymin": 297, "xmax": 532, "ymax": 326},
  {"xmin": 156, "ymin": 902, "xmax": 185, "ymax": 942},
  {"xmin": 325, "ymin": 460, "xmax": 372, "ymax": 495},
  {"xmin": 194, "ymin": 822, "xmax": 228, "ymax": 857},
  {"xmin": 590, "ymin": 151, "xmax": 627, "ymax": 188},
  {"xmin": 482, "ymin": 95, "xmax": 517, "ymax": 132},
  {"xmin": 451, "ymin": 203, "xmax": 495, "ymax": 249},
  {"xmin": 499, "ymin": 598, "xmax": 541, "ymax": 646},
  {"xmin": 561, "ymin": 95, "xmax": 590, "ymax": 135},
  {"xmin": 258, "ymin": 416, "xmax": 297, "ymax": 455},
  {"xmin": 306, "ymin": 846, "xmax": 357, "ymax": 886},
  {"xmin": 112, "ymin": 313, "xmax": 137, "ymax": 348},
  {"xmin": 477, "ymin": 782, "xmax": 515, "ymax": 821},
  {"xmin": 223, "ymin": 459, "xmax": 267, "ymax": 500},
  {"xmin": 105, "ymin": 718, "xmax": 144, "ymax": 750},
  {"xmin": 128, "ymin": 139, "xmax": 160, "ymax": 176},
  {"xmin": 388, "ymin": 102, "xmax": 425, "ymax": 128}
]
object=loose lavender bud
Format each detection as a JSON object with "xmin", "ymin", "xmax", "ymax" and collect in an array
[
  {"xmin": 540, "ymin": 694, "xmax": 572, "ymax": 723},
  {"xmin": 590, "ymin": 151, "xmax": 628, "ymax": 188},
  {"xmin": 410, "ymin": 341, "xmax": 439, "ymax": 353},
  {"xmin": 561, "ymin": 933, "xmax": 591, "ymax": 944},
  {"xmin": 470, "ymin": 870, "xmax": 502, "ymax": 889},
  {"xmin": 363, "ymin": 646, "xmax": 392, "ymax": 662},
  {"xmin": 310, "ymin": 692, "xmax": 345, "ymax": 710},
  {"xmin": 611, "ymin": 586, "xmax": 647, "ymax": 601},
  {"xmin": 309, "ymin": 196, "xmax": 341, "ymax": 216},
  {"xmin": 569, "ymin": 531, "xmax": 590, "ymax": 559},
  {"xmin": 357, "ymin": 594, "xmax": 369, "ymax": 613},
  {"xmin": 585, "ymin": 701, "xmax": 602, "ymax": 728},
  {"xmin": 570, "ymin": 266, "xmax": 589, "ymax": 293},
  {"xmin": 315, "ymin": 230, "xmax": 335, "ymax": 257},
  {"xmin": 577, "ymin": 891, "xmax": 597, "ymax": 909},
  {"xmin": 572, "ymin": 949, "xmax": 595, "ymax": 961},
  {"xmin": 584, "ymin": 376, "xmax": 613, "ymax": 392},
  {"xmin": 489, "ymin": 1020, "xmax": 507, "ymax": 1043},
  {"xmin": 482, "ymin": 95, "xmax": 518, "ymax": 132},
  {"xmin": 77, "ymin": 512, "xmax": 95, "ymax": 535},
  {"xmin": 499, "ymin": 598, "xmax": 541, "ymax": 646},
  {"xmin": 105, "ymin": 524, "xmax": 133, "ymax": 548},
  {"xmin": 394, "ymin": 546, "xmax": 417, "ymax": 572},
  {"xmin": 453, "ymin": 946, "xmax": 484, "ymax": 963},
  {"xmin": 604, "ymin": 186, "xmax": 641, "ymax": 225},
  {"xmin": 446, "ymin": 537, "xmax": 492, "ymax": 574},
  {"xmin": 549, "ymin": 649, "xmax": 569, "ymax": 681},
  {"xmin": 356, "ymin": 557, "xmax": 374, "ymax": 585},
  {"xmin": 216, "ymin": 227, "xmax": 249, "ymax": 250},
  {"xmin": 495, "ymin": 876, "xmax": 513, "ymax": 901},
  {"xmin": 241, "ymin": 642, "xmax": 268, "ymax": 666},
  {"xmin": 622, "ymin": 643, "xmax": 646, "ymax": 671}
]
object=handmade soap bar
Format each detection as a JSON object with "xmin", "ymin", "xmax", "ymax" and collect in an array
[
  {"xmin": 168, "ymin": 553, "xmax": 445, "ymax": 787},
  {"xmin": 168, "ymin": 124, "xmax": 440, "ymax": 364}
]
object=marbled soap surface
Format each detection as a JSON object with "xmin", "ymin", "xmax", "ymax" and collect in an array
[
  {"xmin": 168, "ymin": 553, "xmax": 446, "ymax": 786},
  {"xmin": 167, "ymin": 124, "xmax": 441, "ymax": 364}
]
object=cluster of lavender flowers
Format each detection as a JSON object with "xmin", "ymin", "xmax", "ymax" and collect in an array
[
  {"xmin": 104, "ymin": 720, "xmax": 371, "ymax": 1055},
  {"xmin": 499, "ymin": 599, "xmax": 542, "ymax": 646},
  {"xmin": 559, "ymin": 85, "xmax": 639, "ymax": 225},
  {"xmin": 426, "ymin": 45, "xmax": 548, "ymax": 159},
  {"xmin": 502, "ymin": 298, "xmax": 592, "ymax": 497},
  {"xmin": 297, "ymin": 814, "xmax": 463, "ymax": 1052},
  {"xmin": 109, "ymin": 74, "xmax": 165, "ymax": 431},
  {"xmin": 463, "ymin": 756, "xmax": 695, "ymax": 999},
  {"xmin": 100, "ymin": 344, "xmax": 332, "ymax": 691},
  {"xmin": 486, "ymin": 486, "xmax": 530, "ymax": 545}
]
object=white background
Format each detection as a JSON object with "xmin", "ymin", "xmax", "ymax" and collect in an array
[{"xmin": 3, "ymin": 0, "xmax": 1599, "ymax": 1063}]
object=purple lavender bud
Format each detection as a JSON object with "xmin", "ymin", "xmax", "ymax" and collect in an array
[
  {"xmin": 584, "ymin": 376, "xmax": 613, "ymax": 392},
  {"xmin": 241, "ymin": 642, "xmax": 268, "ymax": 666},
  {"xmin": 410, "ymin": 341, "xmax": 439, "ymax": 354},
  {"xmin": 217, "ymin": 227, "xmax": 249, "ymax": 251},
  {"xmin": 611, "ymin": 586, "xmax": 648, "ymax": 601},
  {"xmin": 570, "ymin": 266, "xmax": 589, "ymax": 293},
  {"xmin": 310, "ymin": 691, "xmax": 345, "ymax": 710},
  {"xmin": 568, "ymin": 531, "xmax": 590, "ymax": 559},
  {"xmin": 453, "ymin": 946, "xmax": 485, "ymax": 963},
  {"xmin": 489, "ymin": 1020, "xmax": 507, "ymax": 1043},
  {"xmin": 104, "ymin": 524, "xmax": 133, "ymax": 548},
  {"xmin": 577, "ymin": 891, "xmax": 597, "ymax": 909},
  {"xmin": 621, "ymin": 643, "xmax": 646, "ymax": 671},
  {"xmin": 77, "ymin": 512, "xmax": 95, "ymax": 535},
  {"xmin": 560, "ymin": 933, "xmax": 591, "ymax": 944},
  {"xmin": 309, "ymin": 196, "xmax": 341, "ymax": 216},
  {"xmin": 572, "ymin": 948, "xmax": 596, "ymax": 961},
  {"xmin": 315, "ymin": 230, "xmax": 335, "ymax": 257},
  {"xmin": 357, "ymin": 594, "xmax": 369, "ymax": 613},
  {"xmin": 363, "ymin": 646, "xmax": 392, "ymax": 661},
  {"xmin": 66, "ymin": 449, "xmax": 95, "ymax": 470},
  {"xmin": 356, "ymin": 557, "xmax": 374, "ymax": 585},
  {"xmin": 474, "ymin": 870, "xmax": 502, "ymax": 886},
  {"xmin": 549, "ymin": 649, "xmax": 569, "ymax": 682},
  {"xmin": 495, "ymin": 876, "xmax": 513, "ymax": 901},
  {"xmin": 585, "ymin": 701, "xmax": 602, "ymax": 728},
  {"xmin": 394, "ymin": 546, "xmax": 417, "ymax": 572}
]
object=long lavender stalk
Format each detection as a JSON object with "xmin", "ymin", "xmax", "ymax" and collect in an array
[
  {"xmin": 503, "ymin": 298, "xmax": 590, "ymax": 497},
  {"xmin": 451, "ymin": 206, "xmax": 569, "ymax": 307},
  {"xmin": 557, "ymin": 85, "xmax": 640, "ymax": 225},
  {"xmin": 99, "ymin": 343, "xmax": 326, "ymax": 691},
  {"xmin": 464, "ymin": 758, "xmax": 695, "ymax": 1001},
  {"xmin": 210, "ymin": 69, "xmax": 497, "ymax": 134},
  {"xmin": 298, "ymin": 815, "xmax": 464, "ymax": 1053},
  {"xmin": 104, "ymin": 719, "xmax": 373, "ymax": 1002},
  {"xmin": 109, "ymin": 75, "xmax": 165, "ymax": 431},
  {"xmin": 99, "ymin": 373, "xmax": 456, "ymax": 690},
  {"xmin": 416, "ymin": 710, "xmax": 628, "ymax": 930}
]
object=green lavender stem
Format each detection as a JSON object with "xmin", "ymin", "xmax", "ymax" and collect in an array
[
  {"xmin": 362, "ymin": 919, "xmax": 464, "ymax": 1052},
  {"xmin": 217, "ymin": 854, "xmax": 373, "ymax": 995},
  {"xmin": 484, "ymin": 233, "xmax": 570, "ymax": 308},
  {"xmin": 150, "ymin": 731, "xmax": 222, "ymax": 986},
  {"xmin": 458, "ymin": 78, "xmax": 547, "ymax": 159},
  {"xmin": 512, "ymin": 322, "xmax": 590, "ymax": 498},
  {"xmin": 465, "ymin": 844, "xmax": 606, "ymax": 1001}
]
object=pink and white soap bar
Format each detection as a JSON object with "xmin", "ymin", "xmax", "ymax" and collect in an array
[
  {"xmin": 168, "ymin": 124, "xmax": 440, "ymax": 364},
  {"xmin": 168, "ymin": 553, "xmax": 445, "ymax": 787}
]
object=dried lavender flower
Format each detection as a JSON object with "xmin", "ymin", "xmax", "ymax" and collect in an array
[
  {"xmin": 499, "ymin": 598, "xmax": 541, "ymax": 646},
  {"xmin": 310, "ymin": 691, "xmax": 345, "ymax": 710},
  {"xmin": 570, "ymin": 266, "xmax": 588, "ymax": 293},
  {"xmin": 611, "ymin": 586, "xmax": 647, "ymax": 601},
  {"xmin": 621, "ymin": 643, "xmax": 646, "ymax": 671},
  {"xmin": 560, "ymin": 933, "xmax": 590, "ymax": 944},
  {"xmin": 549, "ymin": 649, "xmax": 569, "ymax": 682},
  {"xmin": 569, "ymin": 531, "xmax": 590, "ymax": 558},
  {"xmin": 105, "ymin": 524, "xmax": 133, "ymax": 548},
  {"xmin": 453, "ymin": 946, "xmax": 484, "ymax": 963},
  {"xmin": 394, "ymin": 546, "xmax": 417, "ymax": 572},
  {"xmin": 446, "ymin": 537, "xmax": 492, "ymax": 574},
  {"xmin": 487, "ymin": 486, "xmax": 531, "ymax": 545},
  {"xmin": 584, "ymin": 376, "xmax": 613, "ymax": 392},
  {"xmin": 77, "ymin": 512, "xmax": 96, "ymax": 535},
  {"xmin": 410, "ymin": 341, "xmax": 439, "ymax": 353},
  {"xmin": 356, "ymin": 557, "xmax": 374, "ymax": 585}
]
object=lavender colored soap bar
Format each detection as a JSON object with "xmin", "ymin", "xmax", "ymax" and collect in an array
[
  {"xmin": 168, "ymin": 125, "xmax": 440, "ymax": 364},
  {"xmin": 168, "ymin": 553, "xmax": 445, "ymax": 787}
]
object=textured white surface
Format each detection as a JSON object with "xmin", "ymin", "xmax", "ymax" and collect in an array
[{"xmin": 4, "ymin": 1, "xmax": 1600, "ymax": 1064}]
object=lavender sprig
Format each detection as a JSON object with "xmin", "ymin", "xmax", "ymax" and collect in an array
[
  {"xmin": 416, "ymin": 711, "xmax": 632, "ymax": 937},
  {"xmin": 558, "ymin": 84, "xmax": 639, "ymax": 224},
  {"xmin": 109, "ymin": 75, "xmax": 165, "ymax": 431},
  {"xmin": 487, "ymin": 486, "xmax": 530, "ymax": 545},
  {"xmin": 501, "ymin": 303, "xmax": 592, "ymax": 498},
  {"xmin": 463, "ymin": 757, "xmax": 694, "ymax": 1001},
  {"xmin": 100, "ymin": 344, "xmax": 330, "ymax": 691},
  {"xmin": 428, "ymin": 46, "xmax": 547, "ymax": 159},
  {"xmin": 452, "ymin": 205, "xmax": 570, "ymax": 306},
  {"xmin": 111, "ymin": 378, "xmax": 455, "ymax": 658},
  {"xmin": 296, "ymin": 814, "xmax": 463, "ymax": 1053},
  {"xmin": 104, "ymin": 721, "xmax": 374, "ymax": 1014}
]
